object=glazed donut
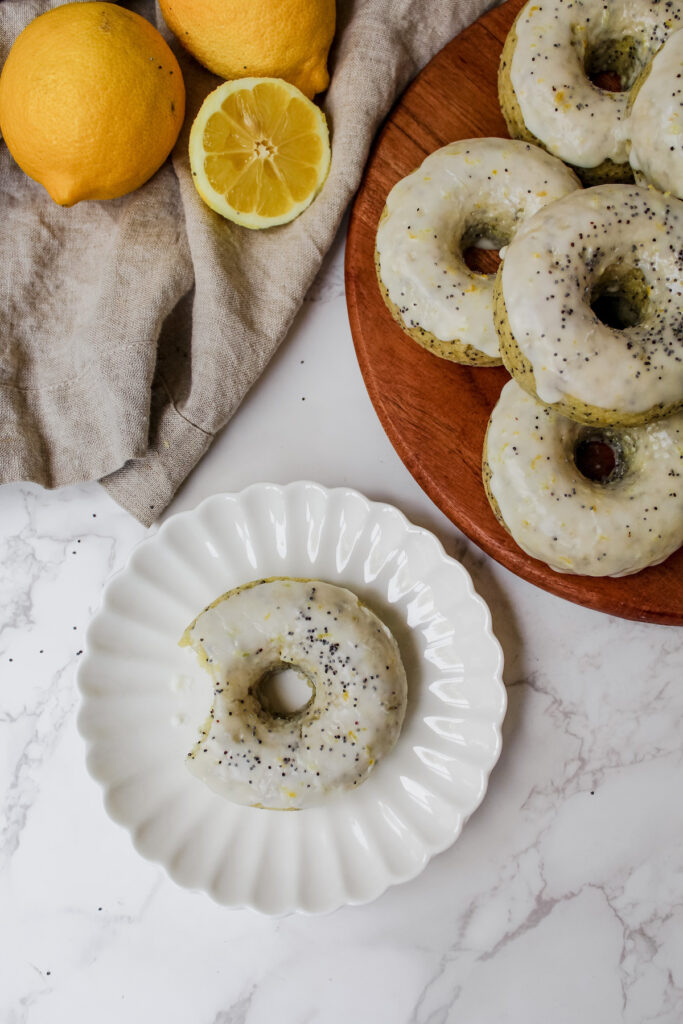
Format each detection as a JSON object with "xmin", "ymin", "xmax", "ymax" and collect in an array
[
  {"xmin": 494, "ymin": 184, "xmax": 683, "ymax": 427},
  {"xmin": 483, "ymin": 380, "xmax": 683, "ymax": 577},
  {"xmin": 628, "ymin": 28, "xmax": 683, "ymax": 198},
  {"xmin": 499, "ymin": 0, "xmax": 683, "ymax": 184},
  {"xmin": 181, "ymin": 577, "xmax": 407, "ymax": 810},
  {"xmin": 375, "ymin": 138, "xmax": 580, "ymax": 365}
]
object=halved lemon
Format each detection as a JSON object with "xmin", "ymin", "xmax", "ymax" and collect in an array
[{"xmin": 189, "ymin": 77, "xmax": 331, "ymax": 229}]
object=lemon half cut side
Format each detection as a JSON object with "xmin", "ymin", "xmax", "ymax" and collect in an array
[{"xmin": 189, "ymin": 77, "xmax": 331, "ymax": 229}]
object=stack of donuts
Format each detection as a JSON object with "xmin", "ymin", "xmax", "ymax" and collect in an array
[{"xmin": 375, "ymin": 0, "xmax": 683, "ymax": 578}]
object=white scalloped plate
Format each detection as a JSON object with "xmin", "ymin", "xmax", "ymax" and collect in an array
[{"xmin": 78, "ymin": 482, "xmax": 505, "ymax": 914}]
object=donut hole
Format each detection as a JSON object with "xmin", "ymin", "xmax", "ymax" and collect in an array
[
  {"xmin": 462, "ymin": 223, "xmax": 509, "ymax": 276},
  {"xmin": 255, "ymin": 663, "xmax": 315, "ymax": 718},
  {"xmin": 463, "ymin": 246, "xmax": 502, "ymax": 275},
  {"xmin": 589, "ymin": 265, "xmax": 649, "ymax": 331},
  {"xmin": 583, "ymin": 35, "xmax": 643, "ymax": 92},
  {"xmin": 574, "ymin": 429, "xmax": 627, "ymax": 484}
]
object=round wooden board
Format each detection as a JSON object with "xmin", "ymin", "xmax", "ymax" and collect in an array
[{"xmin": 345, "ymin": 0, "xmax": 683, "ymax": 625}]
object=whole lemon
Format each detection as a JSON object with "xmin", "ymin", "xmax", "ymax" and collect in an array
[
  {"xmin": 0, "ymin": 2, "xmax": 186, "ymax": 206},
  {"xmin": 159, "ymin": 0, "xmax": 335, "ymax": 99}
]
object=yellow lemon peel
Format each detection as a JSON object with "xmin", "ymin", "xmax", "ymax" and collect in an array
[{"xmin": 0, "ymin": 2, "xmax": 185, "ymax": 206}]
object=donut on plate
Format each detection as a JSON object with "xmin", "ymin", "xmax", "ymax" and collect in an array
[
  {"xmin": 494, "ymin": 183, "xmax": 683, "ymax": 427},
  {"xmin": 627, "ymin": 27, "xmax": 683, "ymax": 199},
  {"xmin": 181, "ymin": 577, "xmax": 408, "ymax": 810},
  {"xmin": 375, "ymin": 137, "xmax": 580, "ymax": 366},
  {"xmin": 499, "ymin": 0, "xmax": 683, "ymax": 184},
  {"xmin": 483, "ymin": 379, "xmax": 683, "ymax": 577}
]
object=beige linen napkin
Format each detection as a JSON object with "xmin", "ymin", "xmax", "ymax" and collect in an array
[{"xmin": 0, "ymin": 0, "xmax": 494, "ymax": 525}]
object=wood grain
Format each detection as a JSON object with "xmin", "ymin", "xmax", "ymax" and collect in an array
[{"xmin": 344, "ymin": 0, "xmax": 683, "ymax": 625}]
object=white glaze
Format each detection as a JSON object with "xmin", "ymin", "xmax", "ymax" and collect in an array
[
  {"xmin": 510, "ymin": 0, "xmax": 683, "ymax": 168},
  {"xmin": 486, "ymin": 379, "xmax": 683, "ymax": 576},
  {"xmin": 181, "ymin": 577, "xmax": 407, "ymax": 810},
  {"xmin": 628, "ymin": 28, "xmax": 683, "ymax": 197},
  {"xmin": 500, "ymin": 184, "xmax": 683, "ymax": 414},
  {"xmin": 376, "ymin": 138, "xmax": 579, "ymax": 358}
]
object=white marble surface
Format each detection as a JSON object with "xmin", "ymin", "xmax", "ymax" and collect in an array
[{"xmin": 1, "ymin": 219, "xmax": 682, "ymax": 1024}]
